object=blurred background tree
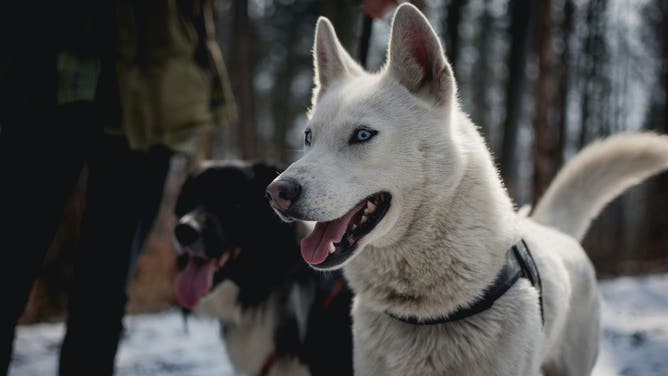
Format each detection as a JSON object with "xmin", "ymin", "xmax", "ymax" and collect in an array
[{"xmin": 22, "ymin": 0, "xmax": 668, "ymax": 322}]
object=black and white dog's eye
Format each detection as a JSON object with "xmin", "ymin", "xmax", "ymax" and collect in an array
[
  {"xmin": 350, "ymin": 127, "xmax": 378, "ymax": 145},
  {"xmin": 304, "ymin": 128, "xmax": 312, "ymax": 146}
]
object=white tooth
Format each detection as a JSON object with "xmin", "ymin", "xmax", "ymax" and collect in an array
[
  {"xmin": 367, "ymin": 202, "xmax": 377, "ymax": 212},
  {"xmin": 361, "ymin": 215, "xmax": 368, "ymax": 223},
  {"xmin": 351, "ymin": 224, "xmax": 358, "ymax": 231},
  {"xmin": 328, "ymin": 242, "xmax": 336, "ymax": 254}
]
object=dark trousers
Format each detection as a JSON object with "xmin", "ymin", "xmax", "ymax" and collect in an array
[{"xmin": 0, "ymin": 102, "xmax": 172, "ymax": 375}]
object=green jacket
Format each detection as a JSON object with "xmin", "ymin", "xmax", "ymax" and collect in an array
[{"xmin": 55, "ymin": 0, "xmax": 236, "ymax": 156}]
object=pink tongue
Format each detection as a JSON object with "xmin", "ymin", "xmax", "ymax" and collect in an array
[
  {"xmin": 300, "ymin": 202, "xmax": 365, "ymax": 265},
  {"xmin": 175, "ymin": 259, "xmax": 217, "ymax": 309}
]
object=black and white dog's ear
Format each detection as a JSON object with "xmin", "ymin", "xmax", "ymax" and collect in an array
[
  {"xmin": 312, "ymin": 17, "xmax": 363, "ymax": 104},
  {"xmin": 174, "ymin": 175, "xmax": 196, "ymax": 217},
  {"xmin": 387, "ymin": 4, "xmax": 456, "ymax": 105}
]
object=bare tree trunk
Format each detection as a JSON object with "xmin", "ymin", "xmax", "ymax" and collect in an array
[
  {"xmin": 231, "ymin": 0, "xmax": 256, "ymax": 159},
  {"xmin": 555, "ymin": 0, "xmax": 573, "ymax": 162},
  {"xmin": 664, "ymin": 8, "xmax": 668, "ymax": 135},
  {"xmin": 646, "ymin": 0, "xmax": 668, "ymax": 268},
  {"xmin": 471, "ymin": 1, "xmax": 492, "ymax": 137},
  {"xmin": 358, "ymin": 15, "xmax": 373, "ymax": 68},
  {"xmin": 499, "ymin": 0, "xmax": 534, "ymax": 196},
  {"xmin": 577, "ymin": 6, "xmax": 593, "ymax": 148},
  {"xmin": 444, "ymin": 0, "xmax": 464, "ymax": 71},
  {"xmin": 319, "ymin": 0, "xmax": 358, "ymax": 50},
  {"xmin": 532, "ymin": 0, "xmax": 558, "ymax": 203},
  {"xmin": 579, "ymin": 0, "xmax": 626, "ymax": 274},
  {"xmin": 271, "ymin": 11, "xmax": 298, "ymax": 164},
  {"xmin": 578, "ymin": 0, "xmax": 608, "ymax": 147}
]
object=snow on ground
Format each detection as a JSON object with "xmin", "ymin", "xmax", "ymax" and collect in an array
[
  {"xmin": 10, "ymin": 274, "xmax": 668, "ymax": 376},
  {"xmin": 10, "ymin": 313, "xmax": 233, "ymax": 376},
  {"xmin": 592, "ymin": 274, "xmax": 668, "ymax": 376}
]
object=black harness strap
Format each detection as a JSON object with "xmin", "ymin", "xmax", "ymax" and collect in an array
[
  {"xmin": 514, "ymin": 240, "xmax": 544, "ymax": 323},
  {"xmin": 386, "ymin": 240, "xmax": 544, "ymax": 326}
]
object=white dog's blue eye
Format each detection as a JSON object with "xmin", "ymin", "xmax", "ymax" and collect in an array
[
  {"xmin": 350, "ymin": 128, "xmax": 378, "ymax": 144},
  {"xmin": 304, "ymin": 129, "xmax": 312, "ymax": 146},
  {"xmin": 357, "ymin": 130, "xmax": 371, "ymax": 140}
]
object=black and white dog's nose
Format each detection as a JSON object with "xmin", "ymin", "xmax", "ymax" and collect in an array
[
  {"xmin": 174, "ymin": 221, "xmax": 200, "ymax": 247},
  {"xmin": 266, "ymin": 178, "xmax": 302, "ymax": 211}
]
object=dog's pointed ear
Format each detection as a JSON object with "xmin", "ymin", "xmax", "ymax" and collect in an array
[
  {"xmin": 387, "ymin": 4, "xmax": 456, "ymax": 105},
  {"xmin": 312, "ymin": 17, "xmax": 363, "ymax": 103}
]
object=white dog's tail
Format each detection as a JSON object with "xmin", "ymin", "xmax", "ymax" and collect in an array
[{"xmin": 531, "ymin": 133, "xmax": 668, "ymax": 241}]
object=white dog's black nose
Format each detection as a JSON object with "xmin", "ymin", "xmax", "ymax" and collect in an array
[{"xmin": 266, "ymin": 178, "xmax": 301, "ymax": 211}]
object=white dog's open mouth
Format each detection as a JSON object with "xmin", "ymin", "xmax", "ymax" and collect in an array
[{"xmin": 300, "ymin": 192, "xmax": 391, "ymax": 269}]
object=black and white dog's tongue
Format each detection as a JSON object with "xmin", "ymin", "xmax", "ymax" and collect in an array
[{"xmin": 174, "ymin": 258, "xmax": 217, "ymax": 309}]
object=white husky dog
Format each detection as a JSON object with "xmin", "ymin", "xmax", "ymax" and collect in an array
[{"xmin": 266, "ymin": 4, "xmax": 668, "ymax": 375}]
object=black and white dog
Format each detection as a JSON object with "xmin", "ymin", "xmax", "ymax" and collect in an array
[{"xmin": 172, "ymin": 161, "xmax": 353, "ymax": 376}]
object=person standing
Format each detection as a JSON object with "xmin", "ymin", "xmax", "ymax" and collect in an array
[{"xmin": 0, "ymin": 0, "xmax": 235, "ymax": 374}]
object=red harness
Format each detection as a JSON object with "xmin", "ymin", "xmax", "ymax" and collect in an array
[
  {"xmin": 257, "ymin": 278, "xmax": 346, "ymax": 376},
  {"xmin": 258, "ymin": 351, "xmax": 278, "ymax": 376},
  {"xmin": 321, "ymin": 279, "xmax": 346, "ymax": 310}
]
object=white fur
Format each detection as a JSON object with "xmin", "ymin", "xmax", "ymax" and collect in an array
[
  {"xmin": 272, "ymin": 3, "xmax": 668, "ymax": 375},
  {"xmin": 195, "ymin": 281, "xmax": 312, "ymax": 376},
  {"xmin": 531, "ymin": 132, "xmax": 668, "ymax": 240}
]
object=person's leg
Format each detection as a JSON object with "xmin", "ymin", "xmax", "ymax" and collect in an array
[
  {"xmin": 59, "ymin": 135, "xmax": 136, "ymax": 375},
  {"xmin": 126, "ymin": 145, "xmax": 173, "ymax": 283},
  {"xmin": 0, "ymin": 103, "xmax": 90, "ymax": 375},
  {"xmin": 59, "ymin": 137, "xmax": 172, "ymax": 376}
]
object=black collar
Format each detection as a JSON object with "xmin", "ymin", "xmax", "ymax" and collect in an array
[{"xmin": 386, "ymin": 240, "xmax": 543, "ymax": 325}]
